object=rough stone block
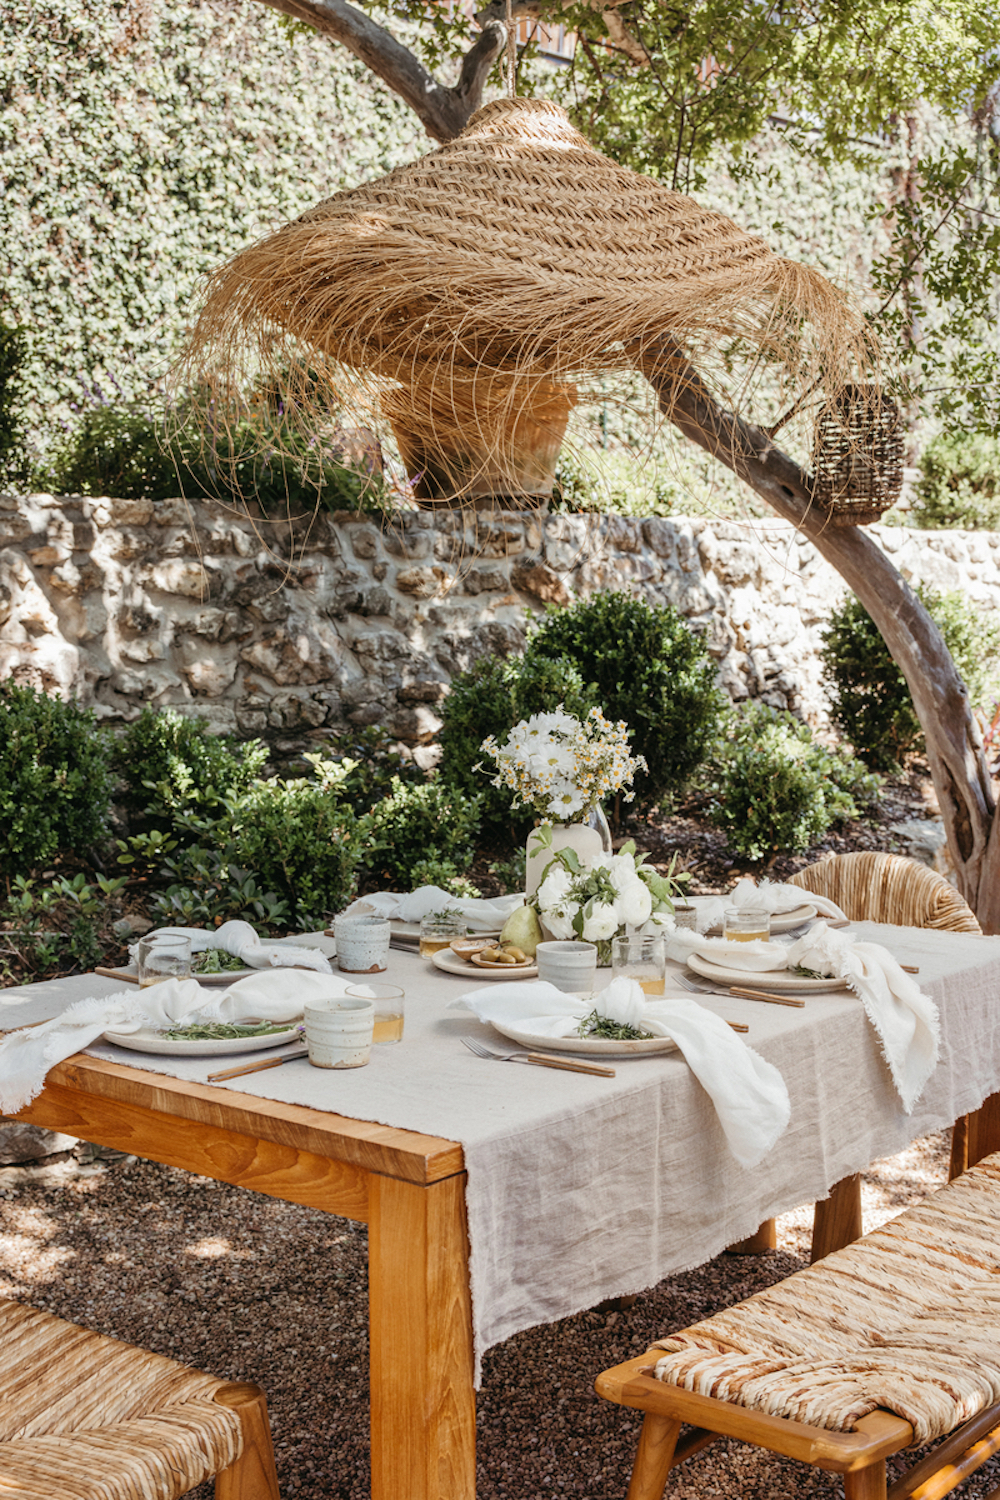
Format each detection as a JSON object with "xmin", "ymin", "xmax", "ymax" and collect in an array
[
  {"xmin": 462, "ymin": 563, "xmax": 509, "ymax": 595},
  {"xmin": 394, "ymin": 565, "xmax": 453, "ymax": 597},
  {"xmin": 642, "ymin": 517, "xmax": 677, "ymax": 559},
  {"xmin": 0, "ymin": 1122, "xmax": 78, "ymax": 1163},
  {"xmin": 511, "ymin": 560, "xmax": 573, "ymax": 606},
  {"xmin": 149, "ymin": 559, "xmax": 209, "ymax": 598},
  {"xmin": 349, "ymin": 526, "xmax": 381, "ymax": 560},
  {"xmin": 384, "ymin": 528, "xmax": 433, "ymax": 560},
  {"xmin": 182, "ymin": 654, "xmax": 238, "ymax": 695}
]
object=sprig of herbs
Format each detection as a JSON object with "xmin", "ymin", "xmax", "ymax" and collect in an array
[
  {"xmin": 575, "ymin": 1009, "xmax": 656, "ymax": 1041},
  {"xmin": 163, "ymin": 1021, "xmax": 296, "ymax": 1040},
  {"xmin": 791, "ymin": 964, "xmax": 827, "ymax": 980},
  {"xmin": 193, "ymin": 948, "xmax": 246, "ymax": 974}
]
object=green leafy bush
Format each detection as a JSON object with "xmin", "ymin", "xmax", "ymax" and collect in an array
[
  {"xmin": 227, "ymin": 781, "xmax": 366, "ymax": 929},
  {"xmin": 707, "ymin": 703, "xmax": 881, "ymax": 861},
  {"xmin": 149, "ymin": 845, "xmax": 292, "ymax": 930},
  {"xmin": 305, "ymin": 726, "xmax": 425, "ymax": 817},
  {"xmin": 0, "ymin": 316, "xmax": 29, "ymax": 488},
  {"xmin": 911, "ymin": 433, "xmax": 1000, "ymax": 529},
  {"xmin": 0, "ymin": 871, "xmax": 127, "ymax": 981},
  {"xmin": 363, "ymin": 777, "xmax": 482, "ymax": 889},
  {"xmin": 526, "ymin": 591, "xmax": 726, "ymax": 810},
  {"xmin": 113, "ymin": 707, "xmax": 267, "ymax": 829},
  {"xmin": 0, "ymin": 682, "xmax": 113, "ymax": 877},
  {"xmin": 436, "ymin": 652, "xmax": 597, "ymax": 845},
  {"xmin": 821, "ymin": 586, "xmax": 1000, "ymax": 771},
  {"xmin": 46, "ymin": 399, "xmax": 389, "ymax": 514}
]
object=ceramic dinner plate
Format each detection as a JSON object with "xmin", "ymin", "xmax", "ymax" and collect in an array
[
  {"xmin": 687, "ymin": 953, "xmax": 849, "ymax": 992},
  {"xmin": 101, "ymin": 1024, "xmax": 304, "ymax": 1057},
  {"xmin": 106, "ymin": 963, "xmax": 256, "ymax": 987},
  {"xmin": 432, "ymin": 949, "xmax": 538, "ymax": 981},
  {"xmin": 491, "ymin": 1020, "xmax": 677, "ymax": 1058},
  {"xmin": 703, "ymin": 903, "xmax": 817, "ymax": 936},
  {"xmin": 391, "ymin": 920, "xmax": 502, "ymax": 944}
]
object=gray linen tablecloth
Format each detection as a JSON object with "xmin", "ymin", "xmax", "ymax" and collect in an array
[{"xmin": 4, "ymin": 922, "xmax": 1000, "ymax": 1379}]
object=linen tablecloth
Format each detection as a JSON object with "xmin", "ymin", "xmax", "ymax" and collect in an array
[{"xmin": 4, "ymin": 922, "xmax": 999, "ymax": 1380}]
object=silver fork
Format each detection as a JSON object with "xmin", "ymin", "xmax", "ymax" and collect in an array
[
  {"xmin": 461, "ymin": 1035, "xmax": 615, "ymax": 1077},
  {"xmin": 674, "ymin": 973, "xmax": 805, "ymax": 1009}
]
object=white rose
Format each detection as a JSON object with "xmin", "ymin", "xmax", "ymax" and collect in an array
[
  {"xmin": 597, "ymin": 976, "xmax": 647, "ymax": 1029},
  {"xmin": 607, "ymin": 853, "xmax": 637, "ymax": 893},
  {"xmin": 544, "ymin": 907, "xmax": 577, "ymax": 940},
  {"xmin": 619, "ymin": 879, "xmax": 652, "ymax": 927},
  {"xmin": 537, "ymin": 867, "xmax": 572, "ymax": 909},
  {"xmin": 581, "ymin": 899, "xmax": 618, "ymax": 943}
]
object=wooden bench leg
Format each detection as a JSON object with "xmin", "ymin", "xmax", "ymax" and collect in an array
[
  {"xmin": 843, "ymin": 1459, "xmax": 886, "ymax": 1499},
  {"xmin": 965, "ymin": 1092, "xmax": 1000, "ymax": 1171},
  {"xmin": 626, "ymin": 1414, "xmax": 682, "ymax": 1500},
  {"xmin": 727, "ymin": 1218, "xmax": 777, "ymax": 1255},
  {"xmin": 811, "ymin": 1175, "xmax": 862, "ymax": 1263},
  {"xmin": 949, "ymin": 1115, "xmax": 969, "ymax": 1180},
  {"xmin": 214, "ymin": 1382, "xmax": 281, "ymax": 1500}
]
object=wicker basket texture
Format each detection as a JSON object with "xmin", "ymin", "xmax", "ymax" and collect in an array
[{"xmin": 788, "ymin": 851, "xmax": 980, "ymax": 933}]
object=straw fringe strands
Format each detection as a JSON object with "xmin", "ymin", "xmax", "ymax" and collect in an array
[{"xmin": 183, "ymin": 96, "xmax": 881, "ymax": 510}]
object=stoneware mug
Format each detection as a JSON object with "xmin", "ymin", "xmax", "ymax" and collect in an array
[
  {"xmin": 303, "ymin": 996, "xmax": 375, "ymax": 1069},
  {"xmin": 334, "ymin": 913, "xmax": 390, "ymax": 974},
  {"xmin": 535, "ymin": 940, "xmax": 598, "ymax": 995}
]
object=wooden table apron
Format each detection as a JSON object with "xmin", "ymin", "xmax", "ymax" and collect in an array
[{"xmin": 15, "ymin": 1053, "xmax": 476, "ymax": 1500}]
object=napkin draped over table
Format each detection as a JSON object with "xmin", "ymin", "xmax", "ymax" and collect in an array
[
  {"xmin": 0, "ymin": 970, "xmax": 351, "ymax": 1116},
  {"xmin": 344, "ymin": 886, "xmax": 524, "ymax": 933},
  {"xmin": 667, "ymin": 921, "xmax": 940, "ymax": 1114},
  {"xmin": 455, "ymin": 977, "xmax": 791, "ymax": 1169},
  {"xmin": 682, "ymin": 878, "xmax": 848, "ymax": 934},
  {"xmin": 128, "ymin": 919, "xmax": 333, "ymax": 973}
]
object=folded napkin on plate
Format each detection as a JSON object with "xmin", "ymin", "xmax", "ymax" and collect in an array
[
  {"xmin": 453, "ymin": 977, "xmax": 790, "ymax": 1169},
  {"xmin": 680, "ymin": 879, "xmax": 847, "ymax": 934},
  {"xmin": 129, "ymin": 918, "xmax": 332, "ymax": 973},
  {"xmin": 343, "ymin": 886, "xmax": 524, "ymax": 933},
  {"xmin": 0, "ymin": 970, "xmax": 350, "ymax": 1116},
  {"xmin": 785, "ymin": 921, "xmax": 939, "ymax": 1113}
]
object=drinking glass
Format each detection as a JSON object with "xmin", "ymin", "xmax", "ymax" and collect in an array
[
  {"xmin": 347, "ymin": 982, "xmax": 405, "ymax": 1044},
  {"xmin": 611, "ymin": 933, "xmax": 666, "ymax": 995},
  {"xmin": 723, "ymin": 909, "xmax": 771, "ymax": 943},
  {"xmin": 137, "ymin": 935, "xmax": 192, "ymax": 987},
  {"xmin": 672, "ymin": 904, "xmax": 698, "ymax": 932},
  {"xmin": 419, "ymin": 911, "xmax": 466, "ymax": 959}
]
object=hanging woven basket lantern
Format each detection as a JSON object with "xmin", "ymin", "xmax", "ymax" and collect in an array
[
  {"xmin": 186, "ymin": 97, "xmax": 879, "ymax": 507},
  {"xmin": 812, "ymin": 384, "xmax": 904, "ymax": 525}
]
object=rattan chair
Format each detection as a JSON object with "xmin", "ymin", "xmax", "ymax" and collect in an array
[
  {"xmin": 0, "ymin": 1297, "xmax": 280, "ymax": 1499},
  {"xmin": 787, "ymin": 850, "xmax": 981, "ymax": 933}
]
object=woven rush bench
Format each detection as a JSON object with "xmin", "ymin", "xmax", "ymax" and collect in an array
[
  {"xmin": 597, "ymin": 1153, "xmax": 1000, "ymax": 1500},
  {"xmin": 0, "ymin": 1297, "xmax": 280, "ymax": 1499}
]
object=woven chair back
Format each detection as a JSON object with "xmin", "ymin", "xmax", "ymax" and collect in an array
[{"xmin": 788, "ymin": 851, "xmax": 981, "ymax": 932}]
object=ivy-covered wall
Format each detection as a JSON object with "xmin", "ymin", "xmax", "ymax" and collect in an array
[{"xmin": 1, "ymin": 0, "xmax": 423, "ymax": 453}]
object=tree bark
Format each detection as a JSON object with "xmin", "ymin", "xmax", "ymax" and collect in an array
[
  {"xmin": 252, "ymin": 0, "xmax": 506, "ymax": 141},
  {"xmin": 636, "ymin": 341, "xmax": 1000, "ymax": 932}
]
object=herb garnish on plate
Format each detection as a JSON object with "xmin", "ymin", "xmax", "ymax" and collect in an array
[
  {"xmin": 575, "ymin": 1010, "xmax": 656, "ymax": 1041},
  {"xmin": 791, "ymin": 964, "xmax": 827, "ymax": 980},
  {"xmin": 193, "ymin": 949, "xmax": 246, "ymax": 974},
  {"xmin": 162, "ymin": 1021, "xmax": 296, "ymax": 1040}
]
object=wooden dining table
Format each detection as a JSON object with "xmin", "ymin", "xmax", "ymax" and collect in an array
[{"xmin": 7, "ymin": 922, "xmax": 1000, "ymax": 1500}]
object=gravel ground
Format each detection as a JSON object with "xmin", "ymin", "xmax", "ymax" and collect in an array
[{"xmin": 2, "ymin": 1127, "xmax": 996, "ymax": 1499}]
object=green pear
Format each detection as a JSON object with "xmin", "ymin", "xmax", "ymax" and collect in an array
[{"xmin": 499, "ymin": 904, "xmax": 543, "ymax": 958}]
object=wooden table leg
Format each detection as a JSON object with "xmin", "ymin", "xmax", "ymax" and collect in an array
[
  {"xmin": 727, "ymin": 1219, "xmax": 777, "ymax": 1255},
  {"xmin": 811, "ymin": 1174, "xmax": 862, "ymax": 1263},
  {"xmin": 368, "ymin": 1170, "xmax": 476, "ymax": 1500},
  {"xmin": 965, "ymin": 1093, "xmax": 1000, "ymax": 1172}
]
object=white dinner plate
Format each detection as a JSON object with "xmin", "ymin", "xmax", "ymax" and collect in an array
[
  {"xmin": 102, "ymin": 1024, "xmax": 304, "ymax": 1057},
  {"xmin": 687, "ymin": 953, "xmax": 849, "ymax": 992},
  {"xmin": 106, "ymin": 963, "xmax": 255, "ymax": 987},
  {"xmin": 491, "ymin": 1020, "xmax": 677, "ymax": 1058},
  {"xmin": 703, "ymin": 903, "xmax": 818, "ymax": 936},
  {"xmin": 391, "ymin": 920, "xmax": 502, "ymax": 943},
  {"xmin": 432, "ymin": 949, "xmax": 538, "ymax": 980}
]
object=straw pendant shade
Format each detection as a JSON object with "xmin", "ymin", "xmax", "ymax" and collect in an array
[{"xmin": 187, "ymin": 96, "xmax": 879, "ymax": 507}]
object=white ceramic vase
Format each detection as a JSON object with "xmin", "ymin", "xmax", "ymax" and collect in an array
[{"xmin": 524, "ymin": 804, "xmax": 613, "ymax": 901}]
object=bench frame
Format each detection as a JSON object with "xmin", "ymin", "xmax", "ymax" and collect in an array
[{"xmin": 596, "ymin": 1355, "xmax": 1000, "ymax": 1500}]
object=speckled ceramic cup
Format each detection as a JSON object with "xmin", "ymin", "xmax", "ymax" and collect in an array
[
  {"xmin": 334, "ymin": 914, "xmax": 390, "ymax": 973},
  {"xmin": 535, "ymin": 940, "xmax": 597, "ymax": 995},
  {"xmin": 303, "ymin": 996, "xmax": 374, "ymax": 1069}
]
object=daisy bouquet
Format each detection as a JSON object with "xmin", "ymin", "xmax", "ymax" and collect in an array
[
  {"xmin": 531, "ymin": 833, "xmax": 684, "ymax": 961},
  {"xmin": 480, "ymin": 706, "xmax": 647, "ymax": 822}
]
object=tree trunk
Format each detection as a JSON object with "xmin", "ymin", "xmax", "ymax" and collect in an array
[{"xmin": 636, "ymin": 342, "xmax": 1000, "ymax": 932}]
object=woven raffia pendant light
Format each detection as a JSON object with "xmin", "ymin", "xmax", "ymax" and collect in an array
[
  {"xmin": 187, "ymin": 96, "xmax": 880, "ymax": 508},
  {"xmin": 812, "ymin": 383, "xmax": 904, "ymax": 524}
]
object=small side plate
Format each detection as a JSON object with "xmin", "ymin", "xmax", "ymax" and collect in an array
[
  {"xmin": 491, "ymin": 1021, "xmax": 676, "ymax": 1058},
  {"xmin": 432, "ymin": 949, "xmax": 538, "ymax": 981},
  {"xmin": 687, "ymin": 953, "xmax": 849, "ymax": 992}
]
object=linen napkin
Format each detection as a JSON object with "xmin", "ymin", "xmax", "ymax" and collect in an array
[
  {"xmin": 129, "ymin": 919, "xmax": 332, "ymax": 973},
  {"xmin": 343, "ymin": 886, "xmax": 524, "ymax": 933},
  {"xmin": 0, "ymin": 969, "xmax": 350, "ymax": 1116},
  {"xmin": 454, "ymin": 977, "xmax": 790, "ymax": 1169},
  {"xmin": 785, "ymin": 921, "xmax": 940, "ymax": 1113},
  {"xmin": 677, "ymin": 879, "xmax": 847, "ymax": 935},
  {"xmin": 663, "ymin": 928, "xmax": 792, "ymax": 972}
]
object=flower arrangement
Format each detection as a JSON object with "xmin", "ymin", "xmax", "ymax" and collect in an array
[
  {"xmin": 530, "ymin": 833, "xmax": 685, "ymax": 961},
  {"xmin": 480, "ymin": 706, "xmax": 647, "ymax": 823}
]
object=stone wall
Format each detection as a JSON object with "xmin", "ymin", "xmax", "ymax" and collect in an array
[{"xmin": 2, "ymin": 491, "xmax": 998, "ymax": 764}]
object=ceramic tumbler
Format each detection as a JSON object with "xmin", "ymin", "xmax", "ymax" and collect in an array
[
  {"xmin": 334, "ymin": 913, "xmax": 390, "ymax": 973},
  {"xmin": 535, "ymin": 940, "xmax": 598, "ymax": 995},
  {"xmin": 303, "ymin": 996, "xmax": 375, "ymax": 1068}
]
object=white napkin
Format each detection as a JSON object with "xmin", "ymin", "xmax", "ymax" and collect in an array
[
  {"xmin": 679, "ymin": 879, "xmax": 847, "ymax": 935},
  {"xmin": 0, "ymin": 970, "xmax": 350, "ymax": 1116},
  {"xmin": 129, "ymin": 919, "xmax": 332, "ymax": 973},
  {"xmin": 663, "ymin": 928, "xmax": 792, "ymax": 972},
  {"xmin": 454, "ymin": 977, "xmax": 790, "ymax": 1169},
  {"xmin": 785, "ymin": 922, "xmax": 939, "ymax": 1113},
  {"xmin": 343, "ymin": 886, "xmax": 524, "ymax": 933}
]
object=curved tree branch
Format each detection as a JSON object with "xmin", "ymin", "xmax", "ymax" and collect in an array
[
  {"xmin": 252, "ymin": 0, "xmax": 506, "ymax": 141},
  {"xmin": 637, "ymin": 339, "xmax": 1000, "ymax": 930}
]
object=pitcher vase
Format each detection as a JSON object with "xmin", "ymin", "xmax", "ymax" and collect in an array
[{"xmin": 524, "ymin": 803, "xmax": 613, "ymax": 901}]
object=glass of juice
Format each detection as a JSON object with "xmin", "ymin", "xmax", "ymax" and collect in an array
[
  {"xmin": 347, "ymin": 983, "xmax": 405, "ymax": 1044},
  {"xmin": 611, "ymin": 934, "xmax": 666, "ymax": 996},
  {"xmin": 418, "ymin": 910, "xmax": 466, "ymax": 959},
  {"xmin": 137, "ymin": 935, "xmax": 192, "ymax": 987},
  {"xmin": 723, "ymin": 909, "xmax": 771, "ymax": 943}
]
